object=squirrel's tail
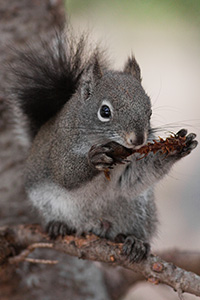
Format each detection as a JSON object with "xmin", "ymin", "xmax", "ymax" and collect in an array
[{"xmin": 7, "ymin": 27, "xmax": 104, "ymax": 145}]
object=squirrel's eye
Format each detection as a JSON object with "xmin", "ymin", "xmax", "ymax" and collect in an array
[
  {"xmin": 97, "ymin": 101, "xmax": 113, "ymax": 122},
  {"xmin": 100, "ymin": 105, "xmax": 111, "ymax": 118}
]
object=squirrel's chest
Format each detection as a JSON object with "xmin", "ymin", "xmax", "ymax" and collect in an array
[
  {"xmin": 29, "ymin": 162, "xmax": 144, "ymax": 239},
  {"xmin": 30, "ymin": 163, "xmax": 133, "ymax": 219},
  {"xmin": 72, "ymin": 164, "xmax": 125, "ymax": 205},
  {"xmin": 53, "ymin": 164, "xmax": 127, "ymax": 218}
]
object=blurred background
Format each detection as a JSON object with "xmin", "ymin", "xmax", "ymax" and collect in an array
[{"xmin": 65, "ymin": 1, "xmax": 200, "ymax": 299}]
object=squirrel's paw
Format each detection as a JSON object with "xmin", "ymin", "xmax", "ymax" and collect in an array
[
  {"xmin": 176, "ymin": 129, "xmax": 198, "ymax": 157},
  {"xmin": 122, "ymin": 235, "xmax": 150, "ymax": 263},
  {"xmin": 88, "ymin": 144, "xmax": 114, "ymax": 171},
  {"xmin": 174, "ymin": 129, "xmax": 198, "ymax": 158},
  {"xmin": 46, "ymin": 221, "xmax": 75, "ymax": 239}
]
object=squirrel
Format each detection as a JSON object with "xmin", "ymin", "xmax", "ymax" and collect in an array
[{"xmin": 9, "ymin": 29, "xmax": 198, "ymax": 263}]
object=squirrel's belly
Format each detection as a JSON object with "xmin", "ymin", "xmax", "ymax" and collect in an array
[
  {"xmin": 27, "ymin": 166, "xmax": 152, "ymax": 240},
  {"xmin": 28, "ymin": 173, "xmax": 120, "ymax": 222}
]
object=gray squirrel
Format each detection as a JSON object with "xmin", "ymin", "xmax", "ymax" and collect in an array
[{"xmin": 9, "ymin": 30, "xmax": 198, "ymax": 262}]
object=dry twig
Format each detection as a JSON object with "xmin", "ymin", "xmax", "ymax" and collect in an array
[{"xmin": 0, "ymin": 224, "xmax": 200, "ymax": 297}]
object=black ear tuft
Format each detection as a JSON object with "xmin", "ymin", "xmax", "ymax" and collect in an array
[
  {"xmin": 123, "ymin": 55, "xmax": 142, "ymax": 82},
  {"xmin": 80, "ymin": 54, "xmax": 103, "ymax": 101}
]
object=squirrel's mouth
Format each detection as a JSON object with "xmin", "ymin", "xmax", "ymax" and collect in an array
[
  {"xmin": 104, "ymin": 131, "xmax": 148, "ymax": 150},
  {"xmin": 114, "ymin": 139, "xmax": 146, "ymax": 150},
  {"xmin": 122, "ymin": 142, "xmax": 146, "ymax": 150}
]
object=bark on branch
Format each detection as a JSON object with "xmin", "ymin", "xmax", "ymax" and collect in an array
[{"xmin": 0, "ymin": 224, "xmax": 200, "ymax": 298}]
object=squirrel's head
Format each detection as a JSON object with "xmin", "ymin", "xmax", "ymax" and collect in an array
[{"xmin": 72, "ymin": 55, "xmax": 152, "ymax": 149}]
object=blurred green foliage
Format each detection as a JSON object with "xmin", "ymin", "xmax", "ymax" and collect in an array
[{"xmin": 65, "ymin": 0, "xmax": 200, "ymax": 25}]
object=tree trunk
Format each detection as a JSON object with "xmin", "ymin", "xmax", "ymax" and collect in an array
[{"xmin": 0, "ymin": 1, "xmax": 112, "ymax": 299}]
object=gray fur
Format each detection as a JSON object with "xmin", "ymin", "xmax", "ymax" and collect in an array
[{"xmin": 23, "ymin": 51, "xmax": 196, "ymax": 246}]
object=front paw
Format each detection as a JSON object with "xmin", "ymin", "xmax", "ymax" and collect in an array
[
  {"xmin": 122, "ymin": 235, "xmax": 150, "ymax": 263},
  {"xmin": 46, "ymin": 221, "xmax": 75, "ymax": 239},
  {"xmin": 88, "ymin": 144, "xmax": 115, "ymax": 171},
  {"xmin": 174, "ymin": 129, "xmax": 198, "ymax": 158}
]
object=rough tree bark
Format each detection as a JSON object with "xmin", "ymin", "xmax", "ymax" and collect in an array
[{"xmin": 1, "ymin": 224, "xmax": 200, "ymax": 298}]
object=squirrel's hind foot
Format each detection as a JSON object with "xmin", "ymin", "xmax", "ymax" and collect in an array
[
  {"xmin": 122, "ymin": 235, "xmax": 150, "ymax": 263},
  {"xmin": 46, "ymin": 221, "xmax": 76, "ymax": 239}
]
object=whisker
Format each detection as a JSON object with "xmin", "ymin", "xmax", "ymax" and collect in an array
[
  {"xmin": 151, "ymin": 76, "xmax": 162, "ymax": 107},
  {"xmin": 149, "ymin": 119, "xmax": 200, "ymax": 137},
  {"xmin": 153, "ymin": 105, "xmax": 180, "ymax": 112}
]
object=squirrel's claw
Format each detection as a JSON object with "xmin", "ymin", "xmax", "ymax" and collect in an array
[
  {"xmin": 88, "ymin": 144, "xmax": 114, "ymax": 171},
  {"xmin": 46, "ymin": 221, "xmax": 75, "ymax": 239},
  {"xmin": 175, "ymin": 128, "xmax": 188, "ymax": 138},
  {"xmin": 175, "ymin": 129, "xmax": 198, "ymax": 158},
  {"xmin": 180, "ymin": 133, "xmax": 198, "ymax": 156},
  {"xmin": 122, "ymin": 235, "xmax": 150, "ymax": 263}
]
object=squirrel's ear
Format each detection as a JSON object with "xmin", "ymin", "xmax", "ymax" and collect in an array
[
  {"xmin": 80, "ymin": 56, "xmax": 103, "ymax": 100},
  {"xmin": 123, "ymin": 55, "xmax": 142, "ymax": 82}
]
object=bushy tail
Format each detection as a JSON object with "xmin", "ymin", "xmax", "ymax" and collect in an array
[{"xmin": 7, "ymin": 28, "xmax": 104, "ymax": 143}]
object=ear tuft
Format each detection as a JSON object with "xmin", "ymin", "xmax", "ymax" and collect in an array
[
  {"xmin": 81, "ymin": 54, "xmax": 103, "ymax": 100},
  {"xmin": 123, "ymin": 55, "xmax": 142, "ymax": 82}
]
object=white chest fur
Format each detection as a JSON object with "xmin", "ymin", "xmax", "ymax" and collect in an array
[
  {"xmin": 28, "ymin": 161, "xmax": 154, "ymax": 240},
  {"xmin": 29, "ymin": 164, "xmax": 124, "ymax": 222}
]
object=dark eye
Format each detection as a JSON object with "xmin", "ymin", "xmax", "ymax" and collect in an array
[
  {"xmin": 97, "ymin": 101, "xmax": 113, "ymax": 122},
  {"xmin": 100, "ymin": 105, "xmax": 111, "ymax": 118}
]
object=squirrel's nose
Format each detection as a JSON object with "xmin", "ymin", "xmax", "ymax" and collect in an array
[{"xmin": 126, "ymin": 132, "xmax": 145, "ymax": 147}]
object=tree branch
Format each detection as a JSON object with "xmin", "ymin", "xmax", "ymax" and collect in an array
[{"xmin": 0, "ymin": 224, "xmax": 200, "ymax": 297}]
